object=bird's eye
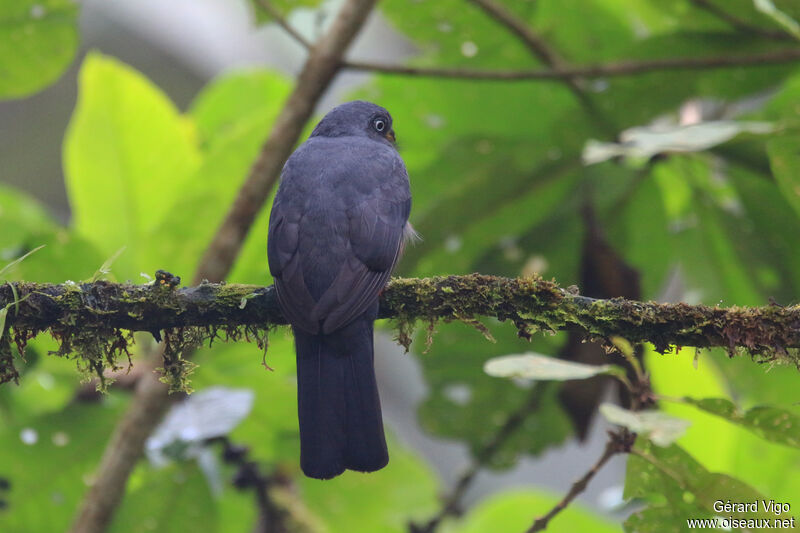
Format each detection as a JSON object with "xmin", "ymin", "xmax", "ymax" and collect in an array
[{"xmin": 373, "ymin": 119, "xmax": 386, "ymax": 132}]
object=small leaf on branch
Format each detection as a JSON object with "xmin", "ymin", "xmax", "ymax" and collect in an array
[
  {"xmin": 583, "ymin": 121, "xmax": 775, "ymax": 165},
  {"xmin": 0, "ymin": 307, "xmax": 7, "ymax": 342},
  {"xmin": 600, "ymin": 404, "xmax": 690, "ymax": 446},
  {"xmin": 484, "ymin": 353, "xmax": 624, "ymax": 381},
  {"xmin": 0, "ymin": 245, "xmax": 45, "ymax": 279},
  {"xmin": 91, "ymin": 246, "xmax": 126, "ymax": 282},
  {"xmin": 680, "ymin": 397, "xmax": 800, "ymax": 448}
]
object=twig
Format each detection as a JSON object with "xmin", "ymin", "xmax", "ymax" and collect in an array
[
  {"xmin": 466, "ymin": 0, "xmax": 565, "ymax": 68},
  {"xmin": 527, "ymin": 431, "xmax": 628, "ymax": 532},
  {"xmin": 689, "ymin": 0, "xmax": 793, "ymax": 41},
  {"xmin": 255, "ymin": 0, "xmax": 312, "ymax": 49},
  {"xmin": 68, "ymin": 1, "xmax": 380, "ymax": 532},
  {"xmin": 465, "ymin": 0, "xmax": 615, "ymax": 135},
  {"xmin": 343, "ymin": 48, "xmax": 800, "ymax": 80},
  {"xmin": 411, "ymin": 386, "xmax": 547, "ymax": 533}
]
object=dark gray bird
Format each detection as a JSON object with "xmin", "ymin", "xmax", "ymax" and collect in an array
[{"xmin": 267, "ymin": 101, "xmax": 413, "ymax": 479}]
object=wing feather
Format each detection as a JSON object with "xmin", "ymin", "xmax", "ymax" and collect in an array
[{"xmin": 267, "ymin": 137, "xmax": 411, "ymax": 334}]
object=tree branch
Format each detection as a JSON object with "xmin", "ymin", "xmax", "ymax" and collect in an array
[
  {"xmin": 466, "ymin": 0, "xmax": 565, "ymax": 69},
  {"xmin": 4, "ymin": 274, "xmax": 800, "ymax": 377},
  {"xmin": 526, "ymin": 430, "xmax": 631, "ymax": 532},
  {"xmin": 411, "ymin": 386, "xmax": 547, "ymax": 533},
  {"xmin": 464, "ymin": 0, "xmax": 615, "ymax": 136},
  {"xmin": 255, "ymin": 0, "xmax": 312, "ymax": 49},
  {"xmin": 342, "ymin": 48, "xmax": 800, "ymax": 80}
]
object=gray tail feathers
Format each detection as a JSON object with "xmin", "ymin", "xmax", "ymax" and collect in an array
[{"xmin": 293, "ymin": 315, "xmax": 389, "ymax": 480}]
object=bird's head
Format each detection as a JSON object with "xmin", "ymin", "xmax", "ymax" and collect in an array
[{"xmin": 310, "ymin": 100, "xmax": 396, "ymax": 146}]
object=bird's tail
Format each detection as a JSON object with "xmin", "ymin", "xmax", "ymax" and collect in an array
[{"xmin": 292, "ymin": 315, "xmax": 389, "ymax": 480}]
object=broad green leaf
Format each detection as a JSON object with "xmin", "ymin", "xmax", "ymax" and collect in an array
[
  {"xmin": 767, "ymin": 136, "xmax": 800, "ymax": 219},
  {"xmin": 415, "ymin": 321, "xmax": 573, "ymax": 470},
  {"xmin": 605, "ymin": 164, "xmax": 673, "ymax": 299},
  {"xmin": 0, "ymin": 184, "xmax": 103, "ymax": 283},
  {"xmin": 600, "ymin": 404, "xmax": 690, "ymax": 446},
  {"xmin": 0, "ymin": 184, "xmax": 56, "ymax": 253},
  {"xmin": 298, "ymin": 435, "xmax": 438, "ymax": 533},
  {"xmin": 624, "ymin": 439, "xmax": 781, "ymax": 532},
  {"xmin": 446, "ymin": 489, "xmax": 618, "ymax": 533},
  {"xmin": 111, "ymin": 463, "xmax": 216, "ymax": 533},
  {"xmin": 189, "ymin": 69, "xmax": 291, "ymax": 146},
  {"xmin": 0, "ymin": 339, "xmax": 84, "ymax": 420},
  {"xmin": 724, "ymin": 164, "xmax": 800, "ymax": 296},
  {"xmin": 484, "ymin": 353, "xmax": 623, "ymax": 381},
  {"xmin": 591, "ymin": 32, "xmax": 798, "ymax": 130},
  {"xmin": 0, "ymin": 396, "xmax": 127, "ymax": 532},
  {"xmin": 147, "ymin": 69, "xmax": 290, "ymax": 280},
  {"xmin": 194, "ymin": 335, "xmax": 439, "ymax": 532},
  {"xmin": 64, "ymin": 53, "xmax": 201, "ymax": 278},
  {"xmin": 191, "ymin": 336, "xmax": 299, "ymax": 467},
  {"xmin": 8, "ymin": 230, "xmax": 103, "ymax": 283},
  {"xmin": 648, "ymin": 155, "xmax": 764, "ymax": 306},
  {"xmin": 0, "ymin": 0, "xmax": 78, "ymax": 99},
  {"xmin": 754, "ymin": 0, "xmax": 800, "ymax": 39},
  {"xmin": 760, "ymin": 69, "xmax": 800, "ymax": 130},
  {"xmin": 682, "ymin": 397, "xmax": 800, "ymax": 448},
  {"xmin": 646, "ymin": 345, "xmax": 800, "ymax": 505}
]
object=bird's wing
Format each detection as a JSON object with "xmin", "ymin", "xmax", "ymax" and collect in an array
[
  {"xmin": 268, "ymin": 195, "xmax": 320, "ymax": 333},
  {"xmin": 268, "ymin": 141, "xmax": 411, "ymax": 335},
  {"xmin": 315, "ymin": 189, "xmax": 411, "ymax": 334}
]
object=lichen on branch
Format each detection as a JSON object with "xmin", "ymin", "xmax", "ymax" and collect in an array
[{"xmin": 1, "ymin": 272, "xmax": 799, "ymax": 387}]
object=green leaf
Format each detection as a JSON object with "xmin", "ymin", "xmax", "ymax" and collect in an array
[
  {"xmin": 189, "ymin": 69, "xmax": 291, "ymax": 146},
  {"xmin": 64, "ymin": 53, "xmax": 201, "ymax": 278},
  {"xmin": 0, "ymin": 245, "xmax": 45, "ymax": 280},
  {"xmin": 624, "ymin": 440, "xmax": 781, "ymax": 532},
  {"xmin": 0, "ymin": 339, "xmax": 84, "ymax": 419},
  {"xmin": 415, "ymin": 322, "xmax": 573, "ymax": 470},
  {"xmin": 0, "ymin": 0, "xmax": 79, "ymax": 99},
  {"xmin": 146, "ymin": 69, "xmax": 291, "ymax": 281},
  {"xmin": 754, "ymin": 0, "xmax": 800, "ymax": 39},
  {"xmin": 0, "ymin": 396, "xmax": 127, "ymax": 532},
  {"xmin": 191, "ymin": 336, "xmax": 301, "ymax": 467},
  {"xmin": 447, "ymin": 489, "xmax": 618, "ymax": 533},
  {"xmin": 0, "ymin": 184, "xmax": 56, "ymax": 251},
  {"xmin": 90, "ymin": 246, "xmax": 126, "ymax": 282},
  {"xmin": 195, "ymin": 336, "xmax": 438, "ymax": 531},
  {"xmin": 484, "ymin": 353, "xmax": 623, "ymax": 381},
  {"xmin": 110, "ymin": 463, "xmax": 216, "ymax": 533},
  {"xmin": 767, "ymin": 136, "xmax": 800, "ymax": 219},
  {"xmin": 600, "ymin": 404, "xmax": 691, "ymax": 446},
  {"xmin": 681, "ymin": 397, "xmax": 800, "ymax": 448},
  {"xmin": 298, "ymin": 435, "xmax": 438, "ymax": 533}
]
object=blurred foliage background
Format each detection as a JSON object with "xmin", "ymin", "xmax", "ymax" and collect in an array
[{"xmin": 2, "ymin": 0, "xmax": 800, "ymax": 531}]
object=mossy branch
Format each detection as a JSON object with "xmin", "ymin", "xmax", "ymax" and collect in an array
[{"xmin": 2, "ymin": 272, "xmax": 799, "ymax": 385}]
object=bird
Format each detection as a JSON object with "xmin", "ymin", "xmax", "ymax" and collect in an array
[{"xmin": 267, "ymin": 100, "xmax": 414, "ymax": 479}]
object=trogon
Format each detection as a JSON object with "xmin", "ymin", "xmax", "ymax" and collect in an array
[{"xmin": 267, "ymin": 101, "xmax": 414, "ymax": 479}]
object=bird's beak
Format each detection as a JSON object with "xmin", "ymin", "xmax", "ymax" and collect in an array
[{"xmin": 385, "ymin": 129, "xmax": 396, "ymax": 143}]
